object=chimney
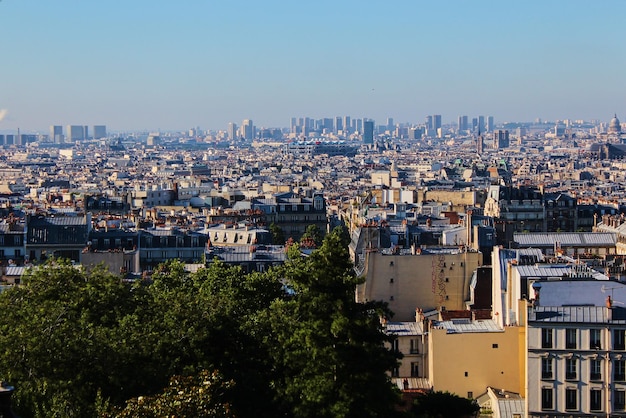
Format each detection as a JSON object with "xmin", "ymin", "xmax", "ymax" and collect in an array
[{"xmin": 607, "ymin": 296, "xmax": 614, "ymax": 321}]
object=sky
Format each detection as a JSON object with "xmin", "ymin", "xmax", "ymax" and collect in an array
[{"xmin": 1, "ymin": 1, "xmax": 625, "ymax": 132}]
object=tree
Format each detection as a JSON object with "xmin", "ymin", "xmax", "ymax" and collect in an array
[
  {"xmin": 411, "ymin": 391, "xmax": 479, "ymax": 418},
  {"xmin": 269, "ymin": 222, "xmax": 285, "ymax": 245},
  {"xmin": 300, "ymin": 224, "xmax": 323, "ymax": 247},
  {"xmin": 104, "ymin": 370, "xmax": 236, "ymax": 418},
  {"xmin": 265, "ymin": 226, "xmax": 401, "ymax": 418}
]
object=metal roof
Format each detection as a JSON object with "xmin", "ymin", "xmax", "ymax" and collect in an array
[
  {"xmin": 432, "ymin": 318, "xmax": 503, "ymax": 333},
  {"xmin": 528, "ymin": 305, "xmax": 622, "ymax": 324},
  {"xmin": 385, "ymin": 321, "xmax": 424, "ymax": 336},
  {"xmin": 537, "ymin": 279, "xmax": 626, "ymax": 307},
  {"xmin": 513, "ymin": 232, "xmax": 616, "ymax": 247}
]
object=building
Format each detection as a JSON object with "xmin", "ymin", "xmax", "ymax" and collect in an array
[
  {"xmin": 93, "ymin": 125, "xmax": 107, "ymax": 139},
  {"xmin": 26, "ymin": 213, "xmax": 90, "ymax": 263},
  {"xmin": 241, "ymin": 119, "xmax": 254, "ymax": 140},
  {"xmin": 355, "ymin": 247, "xmax": 482, "ymax": 322},
  {"xmin": 493, "ymin": 130, "xmax": 509, "ymax": 149},
  {"xmin": 50, "ymin": 125, "xmax": 63, "ymax": 143},
  {"xmin": 228, "ymin": 122, "xmax": 238, "ymax": 140},
  {"xmin": 428, "ymin": 316, "xmax": 523, "ymax": 400},
  {"xmin": 272, "ymin": 192, "xmax": 326, "ymax": 241},
  {"xmin": 609, "ymin": 114, "xmax": 622, "ymax": 134},
  {"xmin": 363, "ymin": 120, "xmax": 374, "ymax": 144},
  {"xmin": 66, "ymin": 125, "xmax": 85, "ymax": 141},
  {"xmin": 432, "ymin": 115, "xmax": 442, "ymax": 131},
  {"xmin": 526, "ymin": 279, "xmax": 626, "ymax": 417}
]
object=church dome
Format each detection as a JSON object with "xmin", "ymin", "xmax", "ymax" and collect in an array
[{"xmin": 609, "ymin": 114, "xmax": 621, "ymax": 133}]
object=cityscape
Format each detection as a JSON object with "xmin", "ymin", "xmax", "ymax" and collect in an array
[
  {"xmin": 0, "ymin": 113, "xmax": 624, "ymax": 417},
  {"xmin": 3, "ymin": 0, "xmax": 626, "ymax": 417}
]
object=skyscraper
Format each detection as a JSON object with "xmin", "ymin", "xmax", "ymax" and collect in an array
[
  {"xmin": 50, "ymin": 125, "xmax": 63, "ymax": 143},
  {"xmin": 458, "ymin": 116, "xmax": 468, "ymax": 132},
  {"xmin": 93, "ymin": 125, "xmax": 107, "ymax": 139},
  {"xmin": 363, "ymin": 120, "xmax": 374, "ymax": 144},
  {"xmin": 386, "ymin": 118, "xmax": 394, "ymax": 131},
  {"xmin": 425, "ymin": 116, "xmax": 433, "ymax": 131},
  {"xmin": 487, "ymin": 116, "xmax": 494, "ymax": 132},
  {"xmin": 241, "ymin": 119, "xmax": 254, "ymax": 140},
  {"xmin": 228, "ymin": 122, "xmax": 238, "ymax": 140},
  {"xmin": 343, "ymin": 116, "xmax": 351, "ymax": 134},
  {"xmin": 335, "ymin": 116, "xmax": 343, "ymax": 133},
  {"xmin": 478, "ymin": 116, "xmax": 485, "ymax": 133},
  {"xmin": 433, "ymin": 115, "xmax": 442, "ymax": 131},
  {"xmin": 66, "ymin": 125, "xmax": 85, "ymax": 141}
]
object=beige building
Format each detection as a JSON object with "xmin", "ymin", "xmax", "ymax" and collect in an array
[
  {"xmin": 428, "ymin": 318, "xmax": 525, "ymax": 399},
  {"xmin": 419, "ymin": 189, "xmax": 486, "ymax": 212},
  {"xmin": 357, "ymin": 249, "xmax": 482, "ymax": 322}
]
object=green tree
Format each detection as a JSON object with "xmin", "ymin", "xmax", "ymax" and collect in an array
[
  {"xmin": 104, "ymin": 370, "xmax": 236, "ymax": 418},
  {"xmin": 269, "ymin": 222, "xmax": 285, "ymax": 245},
  {"xmin": 300, "ymin": 224, "xmax": 323, "ymax": 247},
  {"xmin": 411, "ymin": 391, "xmax": 479, "ymax": 418},
  {"xmin": 265, "ymin": 226, "xmax": 401, "ymax": 418}
]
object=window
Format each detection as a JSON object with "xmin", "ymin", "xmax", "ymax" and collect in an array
[
  {"xmin": 541, "ymin": 388, "xmax": 553, "ymax": 410},
  {"xmin": 566, "ymin": 329, "xmax": 577, "ymax": 349},
  {"xmin": 615, "ymin": 359, "xmax": 626, "ymax": 382},
  {"xmin": 590, "ymin": 389, "xmax": 602, "ymax": 412},
  {"xmin": 542, "ymin": 328, "xmax": 553, "ymax": 349},
  {"xmin": 410, "ymin": 339, "xmax": 419, "ymax": 354},
  {"xmin": 542, "ymin": 357, "xmax": 553, "ymax": 379},
  {"xmin": 411, "ymin": 362, "xmax": 419, "ymax": 377},
  {"xmin": 590, "ymin": 329, "xmax": 602, "ymax": 349},
  {"xmin": 565, "ymin": 388, "xmax": 577, "ymax": 410},
  {"xmin": 615, "ymin": 390, "xmax": 626, "ymax": 411},
  {"xmin": 615, "ymin": 329, "xmax": 626, "ymax": 351},
  {"xmin": 566, "ymin": 358, "xmax": 577, "ymax": 380},
  {"xmin": 590, "ymin": 359, "xmax": 602, "ymax": 381}
]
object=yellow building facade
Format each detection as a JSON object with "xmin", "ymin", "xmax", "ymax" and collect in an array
[
  {"xmin": 358, "ymin": 250, "xmax": 482, "ymax": 322},
  {"xmin": 428, "ymin": 321, "xmax": 526, "ymax": 399}
]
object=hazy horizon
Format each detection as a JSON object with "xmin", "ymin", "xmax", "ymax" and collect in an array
[{"xmin": 1, "ymin": 0, "xmax": 625, "ymax": 132}]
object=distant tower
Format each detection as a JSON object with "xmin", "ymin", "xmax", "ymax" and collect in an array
[
  {"xmin": 477, "ymin": 129, "xmax": 484, "ymax": 154},
  {"xmin": 228, "ymin": 122, "xmax": 238, "ymax": 140},
  {"xmin": 433, "ymin": 115, "xmax": 442, "ymax": 131},
  {"xmin": 386, "ymin": 117, "xmax": 394, "ymax": 131},
  {"xmin": 478, "ymin": 116, "xmax": 485, "ymax": 133},
  {"xmin": 50, "ymin": 125, "xmax": 63, "ymax": 143},
  {"xmin": 93, "ymin": 125, "xmax": 107, "ymax": 139},
  {"xmin": 425, "ymin": 115, "xmax": 433, "ymax": 131},
  {"xmin": 487, "ymin": 116, "xmax": 494, "ymax": 132},
  {"xmin": 343, "ymin": 116, "xmax": 351, "ymax": 134},
  {"xmin": 493, "ymin": 130, "xmax": 509, "ymax": 149},
  {"xmin": 66, "ymin": 125, "xmax": 85, "ymax": 141},
  {"xmin": 241, "ymin": 119, "xmax": 254, "ymax": 140},
  {"xmin": 363, "ymin": 120, "xmax": 374, "ymax": 144},
  {"xmin": 335, "ymin": 116, "xmax": 343, "ymax": 133}
]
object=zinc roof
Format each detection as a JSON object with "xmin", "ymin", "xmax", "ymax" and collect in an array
[{"xmin": 513, "ymin": 232, "xmax": 615, "ymax": 247}]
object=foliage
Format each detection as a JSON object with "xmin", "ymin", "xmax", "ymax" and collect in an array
[
  {"xmin": 411, "ymin": 391, "xmax": 480, "ymax": 418},
  {"xmin": 269, "ymin": 222, "xmax": 285, "ymax": 245},
  {"xmin": 103, "ymin": 370, "xmax": 235, "ymax": 418},
  {"xmin": 266, "ymin": 226, "xmax": 401, "ymax": 418},
  {"xmin": 300, "ymin": 224, "xmax": 323, "ymax": 247},
  {"xmin": 0, "ymin": 228, "xmax": 400, "ymax": 418}
]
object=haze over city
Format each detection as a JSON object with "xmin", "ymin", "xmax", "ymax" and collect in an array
[{"xmin": 2, "ymin": 0, "xmax": 626, "ymax": 132}]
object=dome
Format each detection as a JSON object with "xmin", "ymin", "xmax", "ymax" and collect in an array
[{"xmin": 609, "ymin": 114, "xmax": 621, "ymax": 133}]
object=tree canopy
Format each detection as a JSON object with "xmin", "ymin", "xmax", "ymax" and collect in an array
[{"xmin": 0, "ymin": 226, "xmax": 400, "ymax": 418}]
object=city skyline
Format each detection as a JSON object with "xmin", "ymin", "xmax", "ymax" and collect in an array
[{"xmin": 1, "ymin": 1, "xmax": 626, "ymax": 131}]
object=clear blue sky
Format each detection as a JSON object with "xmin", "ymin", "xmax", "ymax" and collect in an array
[{"xmin": 1, "ymin": 0, "xmax": 625, "ymax": 132}]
